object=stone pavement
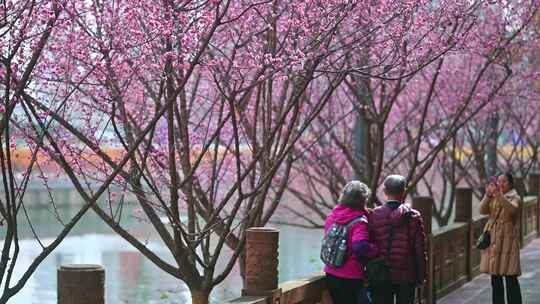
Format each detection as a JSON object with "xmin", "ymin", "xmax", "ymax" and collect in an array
[{"xmin": 439, "ymin": 237, "xmax": 540, "ymax": 304}]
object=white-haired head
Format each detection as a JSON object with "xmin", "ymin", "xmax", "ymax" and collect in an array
[{"xmin": 338, "ymin": 180, "xmax": 371, "ymax": 208}]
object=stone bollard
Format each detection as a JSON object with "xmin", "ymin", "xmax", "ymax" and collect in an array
[
  {"xmin": 58, "ymin": 264, "xmax": 105, "ymax": 304},
  {"xmin": 455, "ymin": 187, "xmax": 474, "ymax": 281},
  {"xmin": 242, "ymin": 227, "xmax": 281, "ymax": 301},
  {"xmin": 412, "ymin": 196, "xmax": 434, "ymax": 304}
]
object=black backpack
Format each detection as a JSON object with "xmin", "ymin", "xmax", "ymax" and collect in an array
[{"xmin": 320, "ymin": 215, "xmax": 367, "ymax": 268}]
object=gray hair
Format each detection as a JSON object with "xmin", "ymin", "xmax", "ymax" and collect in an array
[
  {"xmin": 383, "ymin": 175, "xmax": 407, "ymax": 195},
  {"xmin": 338, "ymin": 180, "xmax": 371, "ymax": 208}
]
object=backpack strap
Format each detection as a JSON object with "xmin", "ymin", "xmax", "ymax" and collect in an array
[
  {"xmin": 339, "ymin": 215, "xmax": 368, "ymax": 261},
  {"xmin": 345, "ymin": 215, "xmax": 368, "ymax": 229},
  {"xmin": 485, "ymin": 205, "xmax": 503, "ymax": 232},
  {"xmin": 385, "ymin": 202, "xmax": 403, "ymax": 261}
]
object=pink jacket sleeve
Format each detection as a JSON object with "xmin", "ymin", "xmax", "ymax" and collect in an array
[{"xmin": 351, "ymin": 220, "xmax": 379, "ymax": 259}]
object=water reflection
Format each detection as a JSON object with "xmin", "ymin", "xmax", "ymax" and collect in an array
[{"xmin": 1, "ymin": 204, "xmax": 323, "ymax": 303}]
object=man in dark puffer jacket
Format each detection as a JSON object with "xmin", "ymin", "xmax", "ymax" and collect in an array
[{"xmin": 369, "ymin": 175, "xmax": 427, "ymax": 304}]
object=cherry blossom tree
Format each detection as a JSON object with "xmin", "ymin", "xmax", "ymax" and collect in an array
[
  {"xmin": 5, "ymin": 1, "xmax": 540, "ymax": 303},
  {"xmin": 420, "ymin": 18, "xmax": 540, "ymax": 225},
  {"xmin": 285, "ymin": 0, "xmax": 540, "ymax": 227},
  {"xmin": 440, "ymin": 62, "xmax": 540, "ymax": 200},
  {"xmin": 11, "ymin": 0, "xmax": 450, "ymax": 303},
  {"xmin": 0, "ymin": 1, "xmax": 106, "ymax": 303}
]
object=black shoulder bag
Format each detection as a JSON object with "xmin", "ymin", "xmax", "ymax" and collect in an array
[
  {"xmin": 365, "ymin": 225, "xmax": 394, "ymax": 287},
  {"xmin": 476, "ymin": 205, "xmax": 503, "ymax": 250}
]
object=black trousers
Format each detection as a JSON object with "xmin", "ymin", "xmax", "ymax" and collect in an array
[
  {"xmin": 371, "ymin": 284, "xmax": 415, "ymax": 304},
  {"xmin": 326, "ymin": 273, "xmax": 368, "ymax": 304},
  {"xmin": 491, "ymin": 275, "xmax": 522, "ymax": 304}
]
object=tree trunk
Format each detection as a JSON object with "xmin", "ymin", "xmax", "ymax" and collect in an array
[
  {"xmin": 485, "ymin": 112, "xmax": 499, "ymax": 178},
  {"xmin": 354, "ymin": 108, "xmax": 369, "ymax": 175},
  {"xmin": 190, "ymin": 288, "xmax": 210, "ymax": 304},
  {"xmin": 353, "ymin": 52, "xmax": 371, "ymax": 184}
]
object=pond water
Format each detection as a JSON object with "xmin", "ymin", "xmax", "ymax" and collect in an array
[{"xmin": 0, "ymin": 203, "xmax": 324, "ymax": 304}]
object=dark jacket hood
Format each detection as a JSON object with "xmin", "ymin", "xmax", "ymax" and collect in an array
[{"xmin": 385, "ymin": 201, "xmax": 418, "ymax": 227}]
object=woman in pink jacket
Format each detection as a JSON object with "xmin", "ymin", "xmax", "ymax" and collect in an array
[{"xmin": 323, "ymin": 181, "xmax": 379, "ymax": 303}]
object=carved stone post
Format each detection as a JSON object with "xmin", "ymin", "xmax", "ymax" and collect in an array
[
  {"xmin": 412, "ymin": 196, "xmax": 434, "ymax": 304},
  {"xmin": 242, "ymin": 227, "xmax": 281, "ymax": 300},
  {"xmin": 412, "ymin": 197, "xmax": 433, "ymax": 235},
  {"xmin": 531, "ymin": 173, "xmax": 540, "ymax": 237},
  {"xmin": 58, "ymin": 264, "xmax": 104, "ymax": 304},
  {"xmin": 455, "ymin": 188, "xmax": 473, "ymax": 223},
  {"xmin": 528, "ymin": 172, "xmax": 540, "ymax": 196},
  {"xmin": 455, "ymin": 188, "xmax": 473, "ymax": 281}
]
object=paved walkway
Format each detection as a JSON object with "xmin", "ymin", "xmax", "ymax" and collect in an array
[{"xmin": 439, "ymin": 237, "xmax": 540, "ymax": 304}]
